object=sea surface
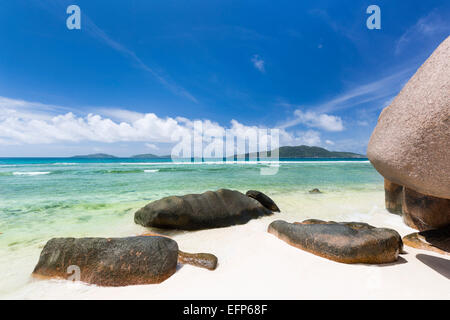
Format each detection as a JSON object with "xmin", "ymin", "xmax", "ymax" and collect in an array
[{"xmin": 0, "ymin": 157, "xmax": 386, "ymax": 297}]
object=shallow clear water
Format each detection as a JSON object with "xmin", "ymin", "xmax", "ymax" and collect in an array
[{"xmin": 0, "ymin": 158, "xmax": 384, "ymax": 296}]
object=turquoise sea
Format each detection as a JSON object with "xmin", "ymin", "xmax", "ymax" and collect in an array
[{"xmin": 0, "ymin": 157, "xmax": 386, "ymax": 297}]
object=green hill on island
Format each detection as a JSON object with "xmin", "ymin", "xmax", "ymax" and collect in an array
[
  {"xmin": 70, "ymin": 153, "xmax": 117, "ymax": 159},
  {"xmin": 131, "ymin": 153, "xmax": 159, "ymax": 159},
  {"xmin": 131, "ymin": 154, "xmax": 171, "ymax": 158},
  {"xmin": 238, "ymin": 145, "xmax": 365, "ymax": 159}
]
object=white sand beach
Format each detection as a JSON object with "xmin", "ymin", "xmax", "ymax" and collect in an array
[{"xmin": 3, "ymin": 191, "xmax": 449, "ymax": 300}]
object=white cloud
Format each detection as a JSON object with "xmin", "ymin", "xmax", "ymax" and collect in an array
[
  {"xmin": 296, "ymin": 130, "xmax": 321, "ymax": 146},
  {"xmin": 251, "ymin": 55, "xmax": 265, "ymax": 73},
  {"xmin": 97, "ymin": 108, "xmax": 145, "ymax": 123},
  {"xmin": 325, "ymin": 139, "xmax": 334, "ymax": 145},
  {"xmin": 357, "ymin": 120, "xmax": 369, "ymax": 126},
  {"xmin": 145, "ymin": 143, "xmax": 159, "ymax": 151},
  {"xmin": 0, "ymin": 102, "xmax": 186, "ymax": 145},
  {"xmin": 281, "ymin": 109, "xmax": 344, "ymax": 132},
  {"xmin": 0, "ymin": 96, "xmax": 322, "ymax": 153}
]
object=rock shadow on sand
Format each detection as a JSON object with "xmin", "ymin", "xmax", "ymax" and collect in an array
[{"xmin": 416, "ymin": 254, "xmax": 450, "ymax": 280}]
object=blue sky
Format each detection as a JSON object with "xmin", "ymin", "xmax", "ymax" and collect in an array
[{"xmin": 0, "ymin": 0, "xmax": 449, "ymax": 156}]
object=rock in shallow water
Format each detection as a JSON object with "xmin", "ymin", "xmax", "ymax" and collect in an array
[
  {"xmin": 245, "ymin": 190, "xmax": 280, "ymax": 212},
  {"xmin": 134, "ymin": 189, "xmax": 273, "ymax": 230},
  {"xmin": 32, "ymin": 236, "xmax": 178, "ymax": 286},
  {"xmin": 268, "ymin": 220, "xmax": 403, "ymax": 264}
]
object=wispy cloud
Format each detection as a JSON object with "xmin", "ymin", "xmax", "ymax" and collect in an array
[
  {"xmin": 395, "ymin": 10, "xmax": 450, "ymax": 55},
  {"xmin": 83, "ymin": 17, "xmax": 198, "ymax": 103},
  {"xmin": 311, "ymin": 67, "xmax": 415, "ymax": 114},
  {"xmin": 145, "ymin": 143, "xmax": 159, "ymax": 151},
  {"xmin": 280, "ymin": 109, "xmax": 344, "ymax": 132},
  {"xmin": 34, "ymin": 0, "xmax": 197, "ymax": 103},
  {"xmin": 251, "ymin": 55, "xmax": 265, "ymax": 73},
  {"xmin": 308, "ymin": 8, "xmax": 360, "ymax": 43},
  {"xmin": 356, "ymin": 120, "xmax": 369, "ymax": 126}
]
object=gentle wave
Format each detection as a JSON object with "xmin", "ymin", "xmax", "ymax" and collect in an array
[
  {"xmin": 52, "ymin": 163, "xmax": 77, "ymax": 166},
  {"xmin": 13, "ymin": 171, "xmax": 50, "ymax": 176},
  {"xmin": 101, "ymin": 169, "xmax": 142, "ymax": 174},
  {"xmin": 144, "ymin": 169, "xmax": 159, "ymax": 173}
]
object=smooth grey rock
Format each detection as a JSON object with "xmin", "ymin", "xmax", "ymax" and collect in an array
[
  {"xmin": 268, "ymin": 220, "xmax": 403, "ymax": 264},
  {"xmin": 135, "ymin": 189, "xmax": 273, "ymax": 230},
  {"xmin": 32, "ymin": 236, "xmax": 178, "ymax": 286}
]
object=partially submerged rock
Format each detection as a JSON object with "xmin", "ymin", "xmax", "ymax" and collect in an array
[
  {"xmin": 32, "ymin": 236, "xmax": 178, "ymax": 286},
  {"xmin": 268, "ymin": 220, "xmax": 403, "ymax": 264},
  {"xmin": 134, "ymin": 189, "xmax": 273, "ymax": 230},
  {"xmin": 178, "ymin": 251, "xmax": 218, "ymax": 270},
  {"xmin": 367, "ymin": 37, "xmax": 450, "ymax": 199},
  {"xmin": 309, "ymin": 188, "xmax": 322, "ymax": 194},
  {"xmin": 245, "ymin": 190, "xmax": 280, "ymax": 212},
  {"xmin": 403, "ymin": 226, "xmax": 450, "ymax": 255}
]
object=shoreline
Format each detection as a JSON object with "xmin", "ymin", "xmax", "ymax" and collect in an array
[{"xmin": 2, "ymin": 190, "xmax": 449, "ymax": 300}]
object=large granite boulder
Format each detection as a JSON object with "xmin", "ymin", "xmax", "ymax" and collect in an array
[
  {"xmin": 367, "ymin": 36, "xmax": 450, "ymax": 200},
  {"xmin": 368, "ymin": 37, "xmax": 450, "ymax": 230},
  {"xmin": 32, "ymin": 236, "xmax": 178, "ymax": 286},
  {"xmin": 268, "ymin": 220, "xmax": 403, "ymax": 264},
  {"xmin": 134, "ymin": 189, "xmax": 273, "ymax": 230}
]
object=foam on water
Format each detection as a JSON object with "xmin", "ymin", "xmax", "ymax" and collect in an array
[{"xmin": 12, "ymin": 171, "xmax": 51, "ymax": 176}]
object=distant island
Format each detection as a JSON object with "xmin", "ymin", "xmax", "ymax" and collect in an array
[
  {"xmin": 70, "ymin": 153, "xmax": 117, "ymax": 159},
  {"xmin": 237, "ymin": 145, "xmax": 365, "ymax": 159},
  {"xmin": 69, "ymin": 146, "xmax": 365, "ymax": 159},
  {"xmin": 276, "ymin": 145, "xmax": 365, "ymax": 158},
  {"xmin": 131, "ymin": 154, "xmax": 171, "ymax": 159}
]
